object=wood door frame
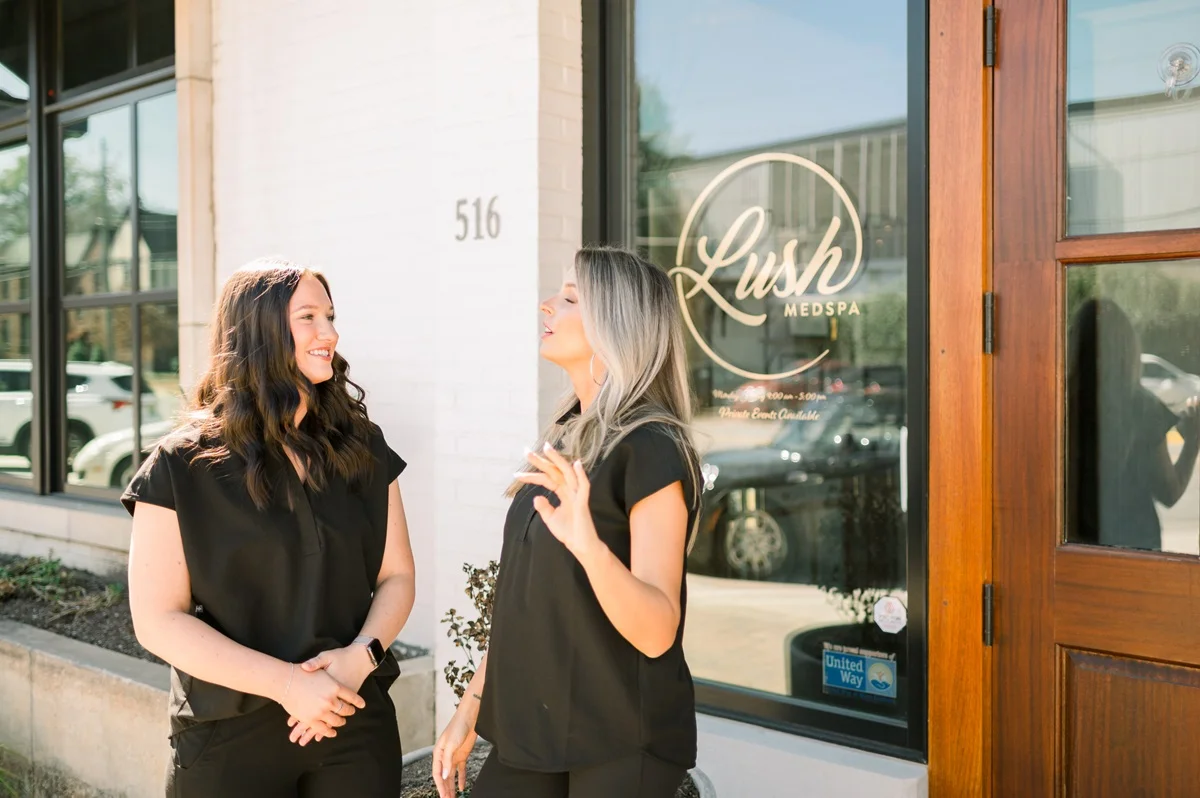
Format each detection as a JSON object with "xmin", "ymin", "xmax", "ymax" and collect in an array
[{"xmin": 927, "ymin": 0, "xmax": 993, "ymax": 795}]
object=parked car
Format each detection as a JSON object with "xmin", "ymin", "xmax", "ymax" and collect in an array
[
  {"xmin": 1140, "ymin": 353, "xmax": 1200, "ymax": 414},
  {"xmin": 69, "ymin": 418, "xmax": 175, "ymax": 488},
  {"xmin": 690, "ymin": 388, "xmax": 906, "ymax": 582},
  {"xmin": 0, "ymin": 359, "xmax": 161, "ymax": 463}
]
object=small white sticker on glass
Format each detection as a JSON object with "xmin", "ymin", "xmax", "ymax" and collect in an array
[{"xmin": 873, "ymin": 595, "xmax": 907, "ymax": 634}]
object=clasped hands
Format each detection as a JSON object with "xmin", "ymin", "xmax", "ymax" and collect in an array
[{"xmin": 279, "ymin": 645, "xmax": 375, "ymax": 747}]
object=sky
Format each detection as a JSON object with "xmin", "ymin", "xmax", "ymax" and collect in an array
[{"xmin": 635, "ymin": 0, "xmax": 909, "ymax": 157}]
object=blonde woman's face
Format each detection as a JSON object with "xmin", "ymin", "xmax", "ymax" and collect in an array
[{"xmin": 539, "ymin": 267, "xmax": 591, "ymax": 368}]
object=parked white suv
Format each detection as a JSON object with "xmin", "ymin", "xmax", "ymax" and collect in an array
[{"xmin": 0, "ymin": 359, "xmax": 161, "ymax": 463}]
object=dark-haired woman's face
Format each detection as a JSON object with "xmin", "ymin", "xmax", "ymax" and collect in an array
[{"xmin": 289, "ymin": 274, "xmax": 339, "ymax": 384}]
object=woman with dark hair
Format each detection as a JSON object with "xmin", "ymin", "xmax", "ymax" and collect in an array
[
  {"xmin": 124, "ymin": 257, "xmax": 415, "ymax": 797},
  {"xmin": 1067, "ymin": 297, "xmax": 1200, "ymax": 549},
  {"xmin": 433, "ymin": 246, "xmax": 703, "ymax": 798}
]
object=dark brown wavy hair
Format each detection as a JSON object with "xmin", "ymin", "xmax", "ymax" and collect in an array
[{"xmin": 180, "ymin": 256, "xmax": 375, "ymax": 509}]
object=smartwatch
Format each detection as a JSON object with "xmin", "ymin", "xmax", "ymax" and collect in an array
[{"xmin": 353, "ymin": 635, "xmax": 386, "ymax": 670}]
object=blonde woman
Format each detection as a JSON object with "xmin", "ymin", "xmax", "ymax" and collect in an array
[{"xmin": 433, "ymin": 246, "xmax": 702, "ymax": 798}]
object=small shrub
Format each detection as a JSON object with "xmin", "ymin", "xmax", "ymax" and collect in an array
[{"xmin": 441, "ymin": 561, "xmax": 498, "ymax": 703}]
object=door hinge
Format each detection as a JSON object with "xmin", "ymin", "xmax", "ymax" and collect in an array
[
  {"xmin": 984, "ymin": 5, "xmax": 997, "ymax": 67},
  {"xmin": 983, "ymin": 291, "xmax": 996, "ymax": 354},
  {"xmin": 983, "ymin": 583, "xmax": 995, "ymax": 646}
]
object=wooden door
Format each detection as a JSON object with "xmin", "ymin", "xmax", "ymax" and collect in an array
[{"xmin": 993, "ymin": 0, "xmax": 1200, "ymax": 795}]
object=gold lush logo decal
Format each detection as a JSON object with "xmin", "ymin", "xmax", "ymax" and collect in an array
[{"xmin": 669, "ymin": 152, "xmax": 863, "ymax": 381}]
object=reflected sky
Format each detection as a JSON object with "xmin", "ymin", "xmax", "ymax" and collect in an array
[
  {"xmin": 1068, "ymin": 0, "xmax": 1200, "ymax": 102},
  {"xmin": 636, "ymin": 0, "xmax": 907, "ymax": 156}
]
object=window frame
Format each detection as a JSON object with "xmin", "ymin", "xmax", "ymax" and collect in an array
[
  {"xmin": 582, "ymin": 0, "xmax": 931, "ymax": 760},
  {"xmin": 0, "ymin": 0, "xmax": 175, "ymax": 497}
]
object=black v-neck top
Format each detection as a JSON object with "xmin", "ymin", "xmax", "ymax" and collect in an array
[
  {"xmin": 475, "ymin": 413, "xmax": 698, "ymax": 771},
  {"xmin": 120, "ymin": 425, "xmax": 405, "ymax": 734}
]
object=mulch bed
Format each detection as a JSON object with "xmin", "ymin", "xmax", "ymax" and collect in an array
[{"xmin": 0, "ymin": 555, "xmax": 161, "ymax": 665}]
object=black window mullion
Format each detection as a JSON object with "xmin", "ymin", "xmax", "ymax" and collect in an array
[
  {"xmin": 128, "ymin": 0, "xmax": 138, "ymax": 70},
  {"xmin": 25, "ymin": 0, "xmax": 47, "ymax": 493}
]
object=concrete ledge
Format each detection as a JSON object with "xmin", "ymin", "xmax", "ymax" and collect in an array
[
  {"xmin": 0, "ymin": 621, "xmax": 167, "ymax": 798},
  {"xmin": 697, "ymin": 714, "xmax": 928, "ymax": 798},
  {"xmin": 0, "ymin": 490, "xmax": 130, "ymax": 577},
  {"xmin": 0, "ymin": 621, "xmax": 436, "ymax": 798}
]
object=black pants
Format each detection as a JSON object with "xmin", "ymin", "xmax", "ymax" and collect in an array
[
  {"xmin": 166, "ymin": 677, "xmax": 402, "ymax": 797},
  {"xmin": 471, "ymin": 748, "xmax": 688, "ymax": 798}
]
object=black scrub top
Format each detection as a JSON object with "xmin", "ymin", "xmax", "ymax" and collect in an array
[
  {"xmin": 120, "ymin": 425, "xmax": 405, "ymax": 734},
  {"xmin": 1075, "ymin": 387, "xmax": 1179, "ymax": 550},
  {"xmin": 476, "ymin": 412, "xmax": 698, "ymax": 771}
]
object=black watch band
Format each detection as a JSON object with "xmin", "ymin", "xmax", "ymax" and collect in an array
[{"xmin": 354, "ymin": 635, "xmax": 386, "ymax": 669}]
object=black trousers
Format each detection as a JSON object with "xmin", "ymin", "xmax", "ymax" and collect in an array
[
  {"xmin": 166, "ymin": 676, "xmax": 402, "ymax": 798},
  {"xmin": 471, "ymin": 748, "xmax": 688, "ymax": 798}
]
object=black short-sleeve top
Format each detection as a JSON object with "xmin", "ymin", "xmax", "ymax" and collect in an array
[
  {"xmin": 475, "ymin": 416, "xmax": 699, "ymax": 771},
  {"xmin": 120, "ymin": 425, "xmax": 405, "ymax": 734}
]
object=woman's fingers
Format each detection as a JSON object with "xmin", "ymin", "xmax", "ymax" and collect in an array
[
  {"xmin": 514, "ymin": 471, "xmax": 555, "ymax": 491},
  {"xmin": 335, "ymin": 685, "xmax": 366, "ymax": 710},
  {"xmin": 540, "ymin": 444, "xmax": 578, "ymax": 491},
  {"xmin": 572, "ymin": 460, "xmax": 590, "ymax": 495},
  {"xmin": 525, "ymin": 447, "xmax": 565, "ymax": 486}
]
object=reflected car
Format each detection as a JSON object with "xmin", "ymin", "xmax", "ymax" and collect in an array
[
  {"xmin": 0, "ymin": 360, "xmax": 161, "ymax": 463},
  {"xmin": 69, "ymin": 419, "xmax": 175, "ymax": 489},
  {"xmin": 690, "ymin": 390, "xmax": 906, "ymax": 583},
  {"xmin": 1140, "ymin": 353, "xmax": 1200, "ymax": 414}
]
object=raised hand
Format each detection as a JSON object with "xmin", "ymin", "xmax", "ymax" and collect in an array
[{"xmin": 516, "ymin": 443, "xmax": 601, "ymax": 562}]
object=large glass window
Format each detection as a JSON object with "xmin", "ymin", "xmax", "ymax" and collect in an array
[
  {"xmin": 0, "ymin": 0, "xmax": 175, "ymax": 496},
  {"xmin": 0, "ymin": 139, "xmax": 30, "ymax": 481},
  {"xmin": 595, "ymin": 0, "xmax": 927, "ymax": 753},
  {"xmin": 61, "ymin": 89, "xmax": 179, "ymax": 493}
]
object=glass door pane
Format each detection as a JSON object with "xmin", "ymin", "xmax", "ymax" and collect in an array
[
  {"xmin": 1066, "ymin": 0, "xmax": 1200, "ymax": 235},
  {"xmin": 1065, "ymin": 260, "xmax": 1200, "ymax": 555}
]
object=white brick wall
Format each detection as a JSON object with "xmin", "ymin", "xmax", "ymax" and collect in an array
[{"xmin": 210, "ymin": 0, "xmax": 583, "ymax": 728}]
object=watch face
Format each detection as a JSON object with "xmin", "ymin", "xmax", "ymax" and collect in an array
[{"xmin": 368, "ymin": 638, "xmax": 385, "ymax": 667}]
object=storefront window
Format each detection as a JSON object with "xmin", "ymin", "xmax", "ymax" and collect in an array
[
  {"xmin": 0, "ymin": 0, "xmax": 174, "ymax": 496},
  {"xmin": 0, "ymin": 139, "xmax": 30, "ymax": 482},
  {"xmin": 597, "ymin": 0, "xmax": 926, "ymax": 751},
  {"xmin": 60, "ymin": 89, "xmax": 179, "ymax": 494}
]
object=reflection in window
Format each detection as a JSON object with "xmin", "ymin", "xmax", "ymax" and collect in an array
[
  {"xmin": 0, "ymin": 141, "xmax": 30, "ymax": 302},
  {"xmin": 0, "ymin": 310, "xmax": 32, "ymax": 479},
  {"xmin": 1066, "ymin": 0, "xmax": 1200, "ymax": 234},
  {"xmin": 137, "ymin": 0, "xmax": 175, "ymax": 65},
  {"xmin": 62, "ymin": 306, "xmax": 155, "ymax": 478},
  {"xmin": 61, "ymin": 0, "xmax": 129, "ymax": 91},
  {"xmin": 137, "ymin": 92, "xmax": 179, "ymax": 291},
  {"xmin": 634, "ymin": 0, "xmax": 910, "ymax": 725},
  {"xmin": 63, "ymin": 107, "xmax": 133, "ymax": 295},
  {"xmin": 0, "ymin": 0, "xmax": 29, "ymax": 113},
  {"xmin": 1066, "ymin": 262, "xmax": 1200, "ymax": 555}
]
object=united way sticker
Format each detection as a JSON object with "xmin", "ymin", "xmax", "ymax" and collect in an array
[{"xmin": 822, "ymin": 643, "xmax": 897, "ymax": 702}]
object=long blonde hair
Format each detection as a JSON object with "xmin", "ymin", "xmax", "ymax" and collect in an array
[{"xmin": 507, "ymin": 246, "xmax": 703, "ymax": 545}]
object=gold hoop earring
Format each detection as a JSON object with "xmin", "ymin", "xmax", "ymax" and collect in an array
[{"xmin": 589, "ymin": 354, "xmax": 606, "ymax": 386}]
